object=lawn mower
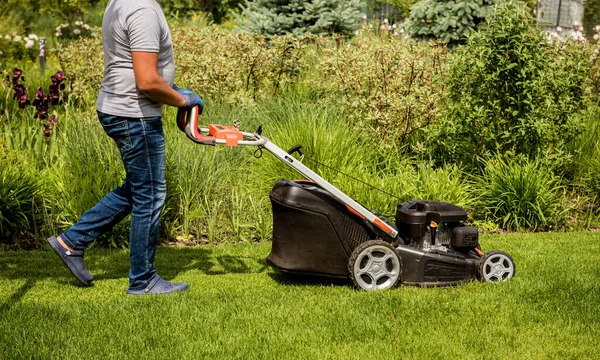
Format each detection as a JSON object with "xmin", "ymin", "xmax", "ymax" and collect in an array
[{"xmin": 177, "ymin": 106, "xmax": 516, "ymax": 291}]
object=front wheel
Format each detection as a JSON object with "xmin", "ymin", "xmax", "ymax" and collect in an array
[
  {"xmin": 348, "ymin": 240, "xmax": 402, "ymax": 291},
  {"xmin": 478, "ymin": 250, "xmax": 516, "ymax": 283}
]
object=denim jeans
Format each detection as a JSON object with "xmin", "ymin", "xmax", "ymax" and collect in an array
[{"xmin": 60, "ymin": 111, "xmax": 166, "ymax": 289}]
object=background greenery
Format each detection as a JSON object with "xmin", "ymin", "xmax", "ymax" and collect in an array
[{"xmin": 1, "ymin": 0, "xmax": 600, "ymax": 249}]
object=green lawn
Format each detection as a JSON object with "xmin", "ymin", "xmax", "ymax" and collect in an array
[{"xmin": 1, "ymin": 232, "xmax": 599, "ymax": 359}]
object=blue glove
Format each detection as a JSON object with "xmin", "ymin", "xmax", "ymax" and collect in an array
[{"xmin": 173, "ymin": 84, "xmax": 204, "ymax": 113}]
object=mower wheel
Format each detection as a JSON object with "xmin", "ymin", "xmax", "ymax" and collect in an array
[
  {"xmin": 478, "ymin": 250, "xmax": 516, "ymax": 283},
  {"xmin": 349, "ymin": 240, "xmax": 402, "ymax": 291}
]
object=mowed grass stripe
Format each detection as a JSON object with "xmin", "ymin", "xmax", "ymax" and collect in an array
[{"xmin": 1, "ymin": 232, "xmax": 599, "ymax": 359}]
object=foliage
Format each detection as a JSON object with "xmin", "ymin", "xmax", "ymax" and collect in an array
[
  {"xmin": 583, "ymin": 0, "xmax": 600, "ymax": 41},
  {"xmin": 474, "ymin": 155, "xmax": 570, "ymax": 231},
  {"xmin": 160, "ymin": 0, "xmax": 244, "ymax": 24},
  {"xmin": 0, "ymin": 0, "xmax": 99, "ymax": 29},
  {"xmin": 313, "ymin": 35, "xmax": 446, "ymax": 148},
  {"xmin": 0, "ymin": 33, "xmax": 38, "ymax": 61},
  {"xmin": 4, "ymin": 68, "xmax": 66, "ymax": 136},
  {"xmin": 406, "ymin": 0, "xmax": 497, "ymax": 44},
  {"xmin": 373, "ymin": 0, "xmax": 418, "ymax": 18},
  {"xmin": 0, "ymin": 144, "xmax": 43, "ymax": 240},
  {"xmin": 54, "ymin": 20, "xmax": 96, "ymax": 40},
  {"xmin": 570, "ymin": 106, "xmax": 600, "ymax": 204},
  {"xmin": 236, "ymin": 0, "xmax": 363, "ymax": 37},
  {"xmin": 425, "ymin": 0, "xmax": 592, "ymax": 169}
]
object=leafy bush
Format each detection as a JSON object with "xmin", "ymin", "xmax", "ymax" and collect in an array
[
  {"xmin": 570, "ymin": 106, "xmax": 600, "ymax": 204},
  {"xmin": 427, "ymin": 0, "xmax": 592, "ymax": 169},
  {"xmin": 160, "ymin": 0, "xmax": 243, "ymax": 24},
  {"xmin": 312, "ymin": 36, "xmax": 446, "ymax": 148},
  {"xmin": 0, "ymin": 33, "xmax": 38, "ymax": 61},
  {"xmin": 474, "ymin": 155, "xmax": 570, "ymax": 231},
  {"xmin": 0, "ymin": 145, "xmax": 43, "ymax": 240},
  {"xmin": 236, "ymin": 0, "xmax": 362, "ymax": 37},
  {"xmin": 407, "ymin": 0, "xmax": 497, "ymax": 44}
]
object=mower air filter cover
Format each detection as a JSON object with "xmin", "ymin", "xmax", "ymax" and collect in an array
[{"xmin": 451, "ymin": 226, "xmax": 479, "ymax": 248}]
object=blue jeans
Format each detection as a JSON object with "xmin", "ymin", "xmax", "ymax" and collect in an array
[{"xmin": 60, "ymin": 111, "xmax": 167, "ymax": 289}]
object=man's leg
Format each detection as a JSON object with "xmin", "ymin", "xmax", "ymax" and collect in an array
[{"xmin": 121, "ymin": 116, "xmax": 166, "ymax": 289}]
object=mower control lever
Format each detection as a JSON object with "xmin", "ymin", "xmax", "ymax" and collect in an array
[{"xmin": 287, "ymin": 144, "xmax": 303, "ymax": 156}]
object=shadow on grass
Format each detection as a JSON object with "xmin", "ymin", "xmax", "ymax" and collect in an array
[
  {"xmin": 0, "ymin": 247, "xmax": 270, "ymax": 283},
  {"xmin": 268, "ymin": 272, "xmax": 350, "ymax": 287},
  {"xmin": 0, "ymin": 278, "xmax": 36, "ymax": 313}
]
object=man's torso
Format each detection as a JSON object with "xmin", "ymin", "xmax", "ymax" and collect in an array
[{"xmin": 96, "ymin": 0, "xmax": 175, "ymax": 118}]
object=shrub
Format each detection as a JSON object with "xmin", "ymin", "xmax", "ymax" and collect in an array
[
  {"xmin": 0, "ymin": 33, "xmax": 38, "ymax": 61},
  {"xmin": 570, "ymin": 106, "xmax": 600, "ymax": 204},
  {"xmin": 427, "ymin": 0, "xmax": 592, "ymax": 170},
  {"xmin": 474, "ymin": 155, "xmax": 570, "ymax": 231},
  {"xmin": 236, "ymin": 0, "xmax": 362, "ymax": 37},
  {"xmin": 312, "ymin": 36, "xmax": 446, "ymax": 148},
  {"xmin": 160, "ymin": 0, "xmax": 243, "ymax": 24},
  {"xmin": 406, "ymin": 0, "xmax": 497, "ymax": 45},
  {"xmin": 0, "ymin": 145, "xmax": 43, "ymax": 241}
]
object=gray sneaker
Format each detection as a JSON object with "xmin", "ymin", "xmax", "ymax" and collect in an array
[{"xmin": 126, "ymin": 275, "xmax": 189, "ymax": 295}]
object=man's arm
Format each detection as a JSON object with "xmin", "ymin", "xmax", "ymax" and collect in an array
[{"xmin": 131, "ymin": 51, "xmax": 185, "ymax": 107}]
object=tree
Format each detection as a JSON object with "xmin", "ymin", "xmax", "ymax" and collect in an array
[
  {"xmin": 236, "ymin": 0, "xmax": 362, "ymax": 37},
  {"xmin": 406, "ymin": 0, "xmax": 497, "ymax": 44}
]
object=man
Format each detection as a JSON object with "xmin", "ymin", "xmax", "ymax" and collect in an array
[{"xmin": 47, "ymin": 0, "xmax": 203, "ymax": 295}]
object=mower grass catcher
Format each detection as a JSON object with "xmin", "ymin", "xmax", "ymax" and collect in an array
[{"xmin": 179, "ymin": 106, "xmax": 516, "ymax": 291}]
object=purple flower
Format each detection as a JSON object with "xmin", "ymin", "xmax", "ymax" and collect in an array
[
  {"xmin": 55, "ymin": 71, "xmax": 65, "ymax": 82},
  {"xmin": 48, "ymin": 114, "xmax": 58, "ymax": 125},
  {"xmin": 12, "ymin": 67, "xmax": 23, "ymax": 85},
  {"xmin": 43, "ymin": 124, "xmax": 53, "ymax": 137},
  {"xmin": 17, "ymin": 94, "xmax": 30, "ymax": 109}
]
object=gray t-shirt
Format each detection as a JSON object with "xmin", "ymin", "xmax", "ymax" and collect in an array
[{"xmin": 96, "ymin": 0, "xmax": 175, "ymax": 118}]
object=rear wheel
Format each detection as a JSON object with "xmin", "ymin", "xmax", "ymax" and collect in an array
[
  {"xmin": 349, "ymin": 240, "xmax": 401, "ymax": 291},
  {"xmin": 478, "ymin": 250, "xmax": 515, "ymax": 283}
]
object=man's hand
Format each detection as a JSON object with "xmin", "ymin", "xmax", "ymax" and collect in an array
[{"xmin": 173, "ymin": 84, "xmax": 204, "ymax": 113}]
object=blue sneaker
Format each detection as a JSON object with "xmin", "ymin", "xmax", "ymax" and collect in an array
[
  {"xmin": 47, "ymin": 236, "xmax": 93, "ymax": 286},
  {"xmin": 126, "ymin": 275, "xmax": 189, "ymax": 295}
]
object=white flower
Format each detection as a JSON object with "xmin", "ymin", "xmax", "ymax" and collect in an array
[
  {"xmin": 24, "ymin": 39, "xmax": 35, "ymax": 49},
  {"xmin": 399, "ymin": 28, "xmax": 405, "ymax": 34},
  {"xmin": 380, "ymin": 25, "xmax": 386, "ymax": 30},
  {"xmin": 361, "ymin": 15, "xmax": 367, "ymax": 21},
  {"xmin": 354, "ymin": 30, "xmax": 360, "ymax": 36},
  {"xmin": 0, "ymin": 50, "xmax": 3, "ymax": 56},
  {"xmin": 28, "ymin": 34, "xmax": 38, "ymax": 40},
  {"xmin": 60, "ymin": 23, "xmax": 69, "ymax": 28},
  {"xmin": 392, "ymin": 24, "xmax": 397, "ymax": 29},
  {"xmin": 13, "ymin": 35, "xmax": 22, "ymax": 42},
  {"xmin": 83, "ymin": 24, "xmax": 91, "ymax": 30},
  {"xmin": 55, "ymin": 31, "xmax": 62, "ymax": 37},
  {"xmin": 73, "ymin": 29, "xmax": 81, "ymax": 35},
  {"xmin": 383, "ymin": 18, "xmax": 388, "ymax": 25},
  {"xmin": 91, "ymin": 32, "xmax": 98, "ymax": 37},
  {"xmin": 556, "ymin": 26, "xmax": 563, "ymax": 33},
  {"xmin": 388, "ymin": 25, "xmax": 393, "ymax": 32},
  {"xmin": 595, "ymin": 25, "xmax": 600, "ymax": 33},
  {"xmin": 594, "ymin": 34, "xmax": 600, "ymax": 41},
  {"xmin": 4, "ymin": 34, "xmax": 11, "ymax": 40},
  {"xmin": 75, "ymin": 21, "xmax": 83, "ymax": 26}
]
